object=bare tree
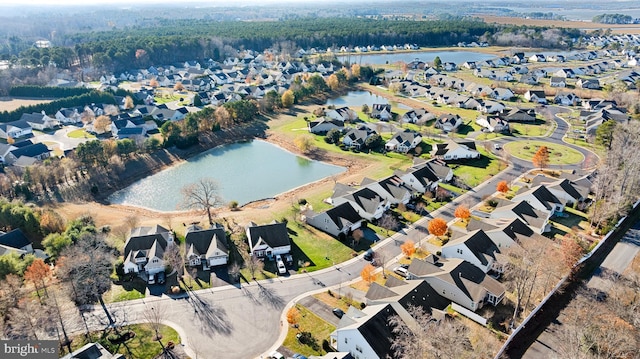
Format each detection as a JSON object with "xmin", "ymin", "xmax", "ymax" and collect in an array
[
  {"xmin": 181, "ymin": 178, "xmax": 224, "ymax": 225},
  {"xmin": 379, "ymin": 213, "xmax": 398, "ymax": 236},
  {"xmin": 57, "ymin": 233, "xmax": 116, "ymax": 326},
  {"xmin": 163, "ymin": 244, "xmax": 184, "ymax": 281},
  {"xmin": 243, "ymin": 252, "xmax": 263, "ymax": 281},
  {"xmin": 143, "ymin": 303, "xmax": 167, "ymax": 344}
]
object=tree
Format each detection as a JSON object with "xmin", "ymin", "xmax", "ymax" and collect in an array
[
  {"xmin": 595, "ymin": 120, "xmax": 616, "ymax": 149},
  {"xmin": 361, "ymin": 104, "xmax": 370, "ymax": 114},
  {"xmin": 427, "ymin": 218, "xmax": 448, "ymax": 237},
  {"xmin": 281, "ymin": 90, "xmax": 295, "ymax": 108},
  {"xmin": 400, "ymin": 240, "xmax": 415, "ymax": 258},
  {"xmin": 181, "ymin": 178, "xmax": 224, "ymax": 225},
  {"xmin": 243, "ymin": 252, "xmax": 263, "ymax": 281},
  {"xmin": 57, "ymin": 233, "xmax": 115, "ymax": 326},
  {"xmin": 561, "ymin": 235, "xmax": 584, "ymax": 273},
  {"xmin": 92, "ymin": 115, "xmax": 112, "ymax": 135},
  {"xmin": 123, "ymin": 96, "xmax": 134, "ymax": 110},
  {"xmin": 163, "ymin": 244, "xmax": 184, "ymax": 281},
  {"xmin": 360, "ymin": 264, "xmax": 377, "ymax": 284},
  {"xmin": 532, "ymin": 146, "xmax": 550, "ymax": 169},
  {"xmin": 433, "ymin": 56, "xmax": 442, "ymax": 70},
  {"xmin": 352, "ymin": 229, "xmax": 364, "ymax": 247},
  {"xmin": 351, "ymin": 63, "xmax": 361, "ymax": 78},
  {"xmin": 326, "ymin": 74, "xmax": 340, "ymax": 91},
  {"xmin": 454, "ymin": 205, "xmax": 470, "ymax": 221},
  {"xmin": 143, "ymin": 303, "xmax": 167, "ymax": 343},
  {"xmin": 294, "ymin": 134, "xmax": 315, "ymax": 153},
  {"xmin": 325, "ymin": 128, "xmax": 341, "ymax": 144},
  {"xmin": 174, "ymin": 82, "xmax": 185, "ymax": 91},
  {"xmin": 496, "ymin": 180, "xmax": 510, "ymax": 193},
  {"xmin": 149, "ymin": 78, "xmax": 159, "ymax": 88},
  {"xmin": 23, "ymin": 259, "xmax": 51, "ymax": 300},
  {"xmin": 364, "ymin": 134, "xmax": 383, "ymax": 151},
  {"xmin": 379, "ymin": 213, "xmax": 398, "ymax": 235},
  {"xmin": 286, "ymin": 307, "xmax": 301, "ymax": 327}
]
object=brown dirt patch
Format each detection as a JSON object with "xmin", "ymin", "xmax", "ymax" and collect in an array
[
  {"xmin": 0, "ymin": 97, "xmax": 54, "ymax": 112},
  {"xmin": 478, "ymin": 15, "xmax": 640, "ymax": 34}
]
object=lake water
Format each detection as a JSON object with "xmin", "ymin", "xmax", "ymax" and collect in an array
[
  {"xmin": 108, "ymin": 140, "xmax": 345, "ymax": 211},
  {"xmin": 338, "ymin": 50, "xmax": 498, "ymax": 66},
  {"xmin": 326, "ymin": 91, "xmax": 411, "ymax": 109}
]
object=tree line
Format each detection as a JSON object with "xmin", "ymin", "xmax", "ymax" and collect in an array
[
  {"xmin": 592, "ymin": 14, "xmax": 635, "ymax": 24},
  {"xmin": 9, "ymin": 85, "xmax": 93, "ymax": 99}
]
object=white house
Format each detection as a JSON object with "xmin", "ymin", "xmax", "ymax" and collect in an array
[
  {"xmin": 305, "ymin": 202, "xmax": 363, "ymax": 239},
  {"xmin": 184, "ymin": 224, "xmax": 229, "ymax": 270},
  {"xmin": 512, "ymin": 185, "xmax": 564, "ymax": 215},
  {"xmin": 384, "ymin": 129, "xmax": 422, "ymax": 153},
  {"xmin": 431, "ymin": 140, "xmax": 480, "ymax": 161},
  {"xmin": 441, "ymin": 230, "xmax": 502, "ymax": 274},
  {"xmin": 332, "ymin": 185, "xmax": 390, "ymax": 221},
  {"xmin": 122, "ymin": 225, "xmax": 174, "ymax": 280},
  {"xmin": 246, "ymin": 221, "xmax": 291, "ymax": 259},
  {"xmin": 0, "ymin": 120, "xmax": 33, "ymax": 140}
]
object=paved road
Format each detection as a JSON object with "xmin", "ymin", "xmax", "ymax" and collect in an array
[
  {"xmin": 523, "ymin": 220, "xmax": 640, "ymax": 359},
  {"xmin": 78, "ymin": 104, "xmax": 595, "ymax": 359}
]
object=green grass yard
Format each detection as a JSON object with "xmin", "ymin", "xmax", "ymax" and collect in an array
[
  {"xmin": 283, "ymin": 305, "xmax": 335, "ymax": 357},
  {"xmin": 504, "ymin": 140, "xmax": 584, "ymax": 166}
]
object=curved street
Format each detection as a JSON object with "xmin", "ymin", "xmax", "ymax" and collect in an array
[{"xmin": 79, "ymin": 104, "xmax": 598, "ymax": 359}]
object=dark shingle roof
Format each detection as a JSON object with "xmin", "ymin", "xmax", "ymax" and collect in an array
[
  {"xmin": 10, "ymin": 143, "xmax": 49, "ymax": 159},
  {"xmin": 185, "ymin": 226, "xmax": 228, "ymax": 257},
  {"xmin": 247, "ymin": 221, "xmax": 290, "ymax": 249},
  {"xmin": 356, "ymin": 304, "xmax": 397, "ymax": 359},
  {"xmin": 324, "ymin": 202, "xmax": 362, "ymax": 230},
  {"xmin": 0, "ymin": 229, "xmax": 30, "ymax": 250}
]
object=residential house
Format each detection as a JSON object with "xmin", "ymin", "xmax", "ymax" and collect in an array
[
  {"xmin": 308, "ymin": 118, "xmax": 344, "ymax": 134},
  {"xmin": 478, "ymin": 100, "xmax": 505, "ymax": 114},
  {"xmin": 466, "ymin": 217, "xmax": 538, "ymax": 249},
  {"xmin": 554, "ymin": 68, "xmax": 575, "ymax": 78},
  {"xmin": 184, "ymin": 224, "xmax": 229, "ymax": 270},
  {"xmin": 490, "ymin": 199, "xmax": 552, "ymax": 234},
  {"xmin": 554, "ymin": 92, "xmax": 581, "ymax": 106},
  {"xmin": 584, "ymin": 107, "xmax": 630, "ymax": 135},
  {"xmin": 529, "ymin": 54, "xmax": 546, "ymax": 62},
  {"xmin": 434, "ymin": 114, "xmax": 462, "ymax": 132},
  {"xmin": 0, "ymin": 119, "xmax": 32, "ymax": 140},
  {"xmin": 326, "ymin": 107, "xmax": 358, "ymax": 122},
  {"xmin": 396, "ymin": 159, "xmax": 453, "ymax": 194},
  {"xmin": 122, "ymin": 225, "xmax": 174, "ymax": 278},
  {"xmin": 330, "ymin": 304, "xmax": 400, "ymax": 359},
  {"xmin": 524, "ymin": 90, "xmax": 547, "ymax": 104},
  {"xmin": 400, "ymin": 108, "xmax": 434, "ymax": 124},
  {"xmin": 305, "ymin": 202, "xmax": 364, "ymax": 239},
  {"xmin": 512, "ymin": 53, "xmax": 527, "ymax": 64},
  {"xmin": 519, "ymin": 74, "xmax": 538, "ymax": 85},
  {"xmin": 476, "ymin": 115, "xmax": 510, "ymax": 133},
  {"xmin": 441, "ymin": 229, "xmax": 502, "ymax": 274},
  {"xmin": 4, "ymin": 142, "xmax": 51, "ymax": 165},
  {"xmin": 342, "ymin": 126, "xmax": 376, "ymax": 150},
  {"xmin": 0, "ymin": 228, "xmax": 47, "ymax": 260},
  {"xmin": 431, "ymin": 140, "xmax": 480, "ymax": 161},
  {"xmin": 365, "ymin": 279, "xmax": 450, "ymax": 319},
  {"xmin": 501, "ymin": 108, "xmax": 536, "ymax": 122},
  {"xmin": 549, "ymin": 77, "xmax": 566, "ymax": 88},
  {"xmin": 384, "ymin": 129, "xmax": 422, "ymax": 153},
  {"xmin": 362, "ymin": 175, "xmax": 412, "ymax": 206},
  {"xmin": 528, "ymin": 175, "xmax": 590, "ymax": 206},
  {"xmin": 332, "ymin": 185, "xmax": 390, "ymax": 221},
  {"xmin": 0, "ymin": 143, "xmax": 15, "ymax": 163},
  {"xmin": 246, "ymin": 221, "xmax": 291, "ymax": 259},
  {"xmin": 408, "ymin": 257, "xmax": 505, "ymax": 311},
  {"xmin": 370, "ymin": 104, "xmax": 392, "ymax": 121},
  {"xmin": 512, "ymin": 185, "xmax": 564, "ymax": 215},
  {"xmin": 576, "ymin": 78, "xmax": 601, "ymax": 90},
  {"xmin": 55, "ymin": 108, "xmax": 83, "ymax": 125}
]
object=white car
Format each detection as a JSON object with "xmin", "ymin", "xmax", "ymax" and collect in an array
[
  {"xmin": 269, "ymin": 351, "xmax": 285, "ymax": 359},
  {"xmin": 275, "ymin": 254, "xmax": 287, "ymax": 275},
  {"xmin": 393, "ymin": 266, "xmax": 408, "ymax": 278},
  {"xmin": 493, "ymin": 143, "xmax": 502, "ymax": 150}
]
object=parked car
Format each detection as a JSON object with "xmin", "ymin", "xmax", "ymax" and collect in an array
[
  {"xmin": 269, "ymin": 351, "xmax": 284, "ymax": 359},
  {"xmin": 157, "ymin": 271, "xmax": 166, "ymax": 284},
  {"xmin": 493, "ymin": 143, "xmax": 502, "ymax": 150},
  {"xmin": 148, "ymin": 273, "xmax": 156, "ymax": 285},
  {"xmin": 393, "ymin": 266, "xmax": 409, "ymax": 278},
  {"xmin": 332, "ymin": 308, "xmax": 345, "ymax": 318},
  {"xmin": 363, "ymin": 249, "xmax": 374, "ymax": 262},
  {"xmin": 275, "ymin": 254, "xmax": 287, "ymax": 275}
]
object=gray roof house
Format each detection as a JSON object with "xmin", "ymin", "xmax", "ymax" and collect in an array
[
  {"xmin": 122, "ymin": 225, "xmax": 174, "ymax": 278},
  {"xmin": 490, "ymin": 199, "xmax": 552, "ymax": 234},
  {"xmin": 512, "ymin": 185, "xmax": 564, "ymax": 214},
  {"xmin": 396, "ymin": 159, "xmax": 453, "ymax": 194},
  {"xmin": 185, "ymin": 224, "xmax": 229, "ymax": 269},
  {"xmin": 441, "ymin": 229, "xmax": 502, "ymax": 274},
  {"xmin": 384, "ymin": 129, "xmax": 422, "ymax": 153},
  {"xmin": 246, "ymin": 220, "xmax": 291, "ymax": 259},
  {"xmin": 331, "ymin": 185, "xmax": 390, "ymax": 222},
  {"xmin": 305, "ymin": 202, "xmax": 364, "ymax": 239}
]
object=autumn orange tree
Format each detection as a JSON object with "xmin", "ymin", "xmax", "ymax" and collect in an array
[
  {"xmin": 497, "ymin": 180, "xmax": 510, "ymax": 193},
  {"xmin": 427, "ymin": 218, "xmax": 448, "ymax": 237},
  {"xmin": 24, "ymin": 258, "xmax": 51, "ymax": 300},
  {"xmin": 532, "ymin": 146, "xmax": 550, "ymax": 169},
  {"xmin": 361, "ymin": 264, "xmax": 377, "ymax": 284},
  {"xmin": 286, "ymin": 306, "xmax": 301, "ymax": 327},
  {"xmin": 400, "ymin": 240, "xmax": 415, "ymax": 258},
  {"xmin": 454, "ymin": 205, "xmax": 471, "ymax": 222}
]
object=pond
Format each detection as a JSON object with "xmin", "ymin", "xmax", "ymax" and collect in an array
[
  {"xmin": 326, "ymin": 91, "xmax": 411, "ymax": 109},
  {"xmin": 108, "ymin": 140, "xmax": 345, "ymax": 211},
  {"xmin": 338, "ymin": 50, "xmax": 498, "ymax": 66}
]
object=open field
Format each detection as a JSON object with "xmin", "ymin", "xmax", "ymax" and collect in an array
[
  {"xmin": 478, "ymin": 15, "xmax": 640, "ymax": 34},
  {"xmin": 0, "ymin": 97, "xmax": 53, "ymax": 112}
]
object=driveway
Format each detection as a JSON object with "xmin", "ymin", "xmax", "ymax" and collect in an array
[{"xmin": 297, "ymin": 296, "xmax": 340, "ymax": 326}]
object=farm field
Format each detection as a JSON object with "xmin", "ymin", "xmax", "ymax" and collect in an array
[{"xmin": 0, "ymin": 97, "xmax": 53, "ymax": 112}]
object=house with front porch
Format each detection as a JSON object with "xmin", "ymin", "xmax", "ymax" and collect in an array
[
  {"xmin": 326, "ymin": 107, "xmax": 358, "ymax": 122},
  {"xmin": 184, "ymin": 224, "xmax": 229, "ymax": 270},
  {"xmin": 396, "ymin": 159, "xmax": 453, "ymax": 194},
  {"xmin": 332, "ymin": 185, "xmax": 390, "ymax": 222},
  {"xmin": 246, "ymin": 220, "xmax": 291, "ymax": 259},
  {"xmin": 524, "ymin": 90, "xmax": 547, "ymax": 104},
  {"xmin": 512, "ymin": 185, "xmax": 564, "ymax": 215},
  {"xmin": 384, "ymin": 129, "xmax": 422, "ymax": 153},
  {"xmin": 20, "ymin": 112, "xmax": 58, "ymax": 130},
  {"xmin": 0, "ymin": 120, "xmax": 32, "ymax": 140},
  {"xmin": 122, "ymin": 225, "xmax": 174, "ymax": 279},
  {"xmin": 305, "ymin": 202, "xmax": 364, "ymax": 239},
  {"xmin": 431, "ymin": 140, "xmax": 480, "ymax": 161},
  {"xmin": 342, "ymin": 126, "xmax": 377, "ymax": 150}
]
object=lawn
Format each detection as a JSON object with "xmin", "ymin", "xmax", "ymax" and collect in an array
[
  {"xmin": 510, "ymin": 120, "xmax": 552, "ymax": 137},
  {"xmin": 68, "ymin": 129, "xmax": 95, "ymax": 138},
  {"xmin": 283, "ymin": 305, "xmax": 335, "ymax": 357},
  {"xmin": 504, "ymin": 140, "xmax": 584, "ymax": 166},
  {"xmin": 314, "ymin": 291, "xmax": 362, "ymax": 311},
  {"xmin": 66, "ymin": 323, "xmax": 180, "ymax": 359},
  {"xmin": 451, "ymin": 147, "xmax": 503, "ymax": 188},
  {"xmin": 104, "ymin": 280, "xmax": 146, "ymax": 303}
]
